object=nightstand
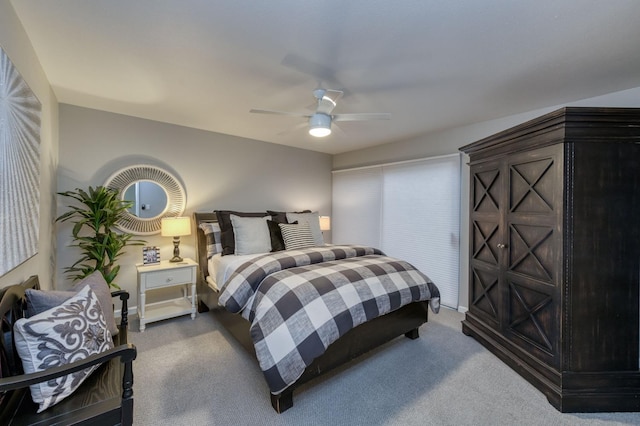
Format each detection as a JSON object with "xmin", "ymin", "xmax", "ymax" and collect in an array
[{"xmin": 136, "ymin": 258, "xmax": 198, "ymax": 331}]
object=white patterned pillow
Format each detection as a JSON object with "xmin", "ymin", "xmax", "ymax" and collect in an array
[
  {"xmin": 279, "ymin": 222, "xmax": 316, "ymax": 250},
  {"xmin": 13, "ymin": 285, "xmax": 114, "ymax": 412},
  {"xmin": 199, "ymin": 222, "xmax": 222, "ymax": 258},
  {"xmin": 25, "ymin": 271, "xmax": 119, "ymax": 336}
]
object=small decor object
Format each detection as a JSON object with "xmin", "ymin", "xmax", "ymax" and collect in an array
[
  {"xmin": 0, "ymin": 47, "xmax": 42, "ymax": 277},
  {"xmin": 142, "ymin": 246, "xmax": 160, "ymax": 265},
  {"xmin": 56, "ymin": 186, "xmax": 145, "ymax": 288},
  {"xmin": 161, "ymin": 216, "xmax": 191, "ymax": 262}
]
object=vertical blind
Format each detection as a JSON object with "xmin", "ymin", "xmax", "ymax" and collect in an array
[{"xmin": 332, "ymin": 154, "xmax": 461, "ymax": 309}]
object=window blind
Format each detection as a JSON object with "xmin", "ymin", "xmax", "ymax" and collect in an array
[
  {"xmin": 380, "ymin": 155, "xmax": 460, "ymax": 308},
  {"xmin": 332, "ymin": 166, "xmax": 382, "ymax": 248},
  {"xmin": 332, "ymin": 154, "xmax": 461, "ymax": 309}
]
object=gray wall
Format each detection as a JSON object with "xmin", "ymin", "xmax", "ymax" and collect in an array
[
  {"xmin": 333, "ymin": 86, "xmax": 640, "ymax": 311},
  {"xmin": 57, "ymin": 105, "xmax": 332, "ymax": 306},
  {"xmin": 0, "ymin": 0, "xmax": 59, "ymax": 290}
]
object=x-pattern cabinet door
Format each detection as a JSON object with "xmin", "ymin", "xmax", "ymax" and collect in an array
[
  {"xmin": 503, "ymin": 144, "xmax": 563, "ymax": 368},
  {"xmin": 469, "ymin": 159, "xmax": 504, "ymax": 329},
  {"xmin": 469, "ymin": 143, "xmax": 563, "ymax": 368}
]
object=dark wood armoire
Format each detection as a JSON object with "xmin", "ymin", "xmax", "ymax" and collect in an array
[{"xmin": 459, "ymin": 107, "xmax": 640, "ymax": 412}]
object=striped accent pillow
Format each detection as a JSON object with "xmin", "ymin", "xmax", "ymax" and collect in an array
[
  {"xmin": 199, "ymin": 222, "xmax": 222, "ymax": 258},
  {"xmin": 279, "ymin": 222, "xmax": 316, "ymax": 250}
]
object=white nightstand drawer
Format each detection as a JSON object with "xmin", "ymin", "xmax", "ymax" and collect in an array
[{"xmin": 144, "ymin": 267, "xmax": 193, "ymax": 289}]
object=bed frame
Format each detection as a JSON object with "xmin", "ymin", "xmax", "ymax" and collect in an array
[{"xmin": 193, "ymin": 212, "xmax": 430, "ymax": 413}]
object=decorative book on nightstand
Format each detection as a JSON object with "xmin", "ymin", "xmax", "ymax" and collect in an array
[{"xmin": 136, "ymin": 258, "xmax": 198, "ymax": 331}]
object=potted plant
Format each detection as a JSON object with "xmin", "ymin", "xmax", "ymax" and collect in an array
[{"xmin": 56, "ymin": 185, "xmax": 145, "ymax": 288}]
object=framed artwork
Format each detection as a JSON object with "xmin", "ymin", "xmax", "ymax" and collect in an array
[
  {"xmin": 142, "ymin": 246, "xmax": 161, "ymax": 265},
  {"xmin": 0, "ymin": 47, "xmax": 42, "ymax": 276}
]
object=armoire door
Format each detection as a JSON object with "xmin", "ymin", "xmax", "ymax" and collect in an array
[
  {"xmin": 469, "ymin": 159, "xmax": 504, "ymax": 329},
  {"xmin": 502, "ymin": 144, "xmax": 563, "ymax": 367}
]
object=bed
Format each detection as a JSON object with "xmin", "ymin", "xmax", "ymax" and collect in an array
[{"xmin": 193, "ymin": 211, "xmax": 440, "ymax": 413}]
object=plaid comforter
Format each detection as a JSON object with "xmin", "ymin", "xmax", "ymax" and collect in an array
[{"xmin": 218, "ymin": 245, "xmax": 440, "ymax": 394}]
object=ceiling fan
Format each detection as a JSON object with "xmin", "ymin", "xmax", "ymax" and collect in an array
[{"xmin": 250, "ymin": 88, "xmax": 390, "ymax": 137}]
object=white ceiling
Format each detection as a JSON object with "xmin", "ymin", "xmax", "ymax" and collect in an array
[{"xmin": 11, "ymin": 0, "xmax": 640, "ymax": 155}]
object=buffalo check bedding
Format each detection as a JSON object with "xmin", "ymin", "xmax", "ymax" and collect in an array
[{"xmin": 217, "ymin": 245, "xmax": 440, "ymax": 394}]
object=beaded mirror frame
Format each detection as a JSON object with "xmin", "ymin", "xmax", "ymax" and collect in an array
[{"xmin": 104, "ymin": 164, "xmax": 186, "ymax": 235}]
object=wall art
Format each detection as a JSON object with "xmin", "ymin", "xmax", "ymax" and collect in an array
[{"xmin": 0, "ymin": 46, "xmax": 42, "ymax": 276}]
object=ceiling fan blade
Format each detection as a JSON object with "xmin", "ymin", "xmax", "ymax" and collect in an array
[
  {"xmin": 332, "ymin": 121, "xmax": 346, "ymax": 136},
  {"xmin": 277, "ymin": 121, "xmax": 309, "ymax": 136},
  {"xmin": 316, "ymin": 89, "xmax": 343, "ymax": 115},
  {"xmin": 250, "ymin": 108, "xmax": 310, "ymax": 118},
  {"xmin": 333, "ymin": 113, "xmax": 391, "ymax": 122}
]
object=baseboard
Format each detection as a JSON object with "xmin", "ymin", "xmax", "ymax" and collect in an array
[{"xmin": 114, "ymin": 306, "xmax": 138, "ymax": 319}]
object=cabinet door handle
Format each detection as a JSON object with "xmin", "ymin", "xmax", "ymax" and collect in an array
[{"xmin": 497, "ymin": 244, "xmax": 507, "ymax": 249}]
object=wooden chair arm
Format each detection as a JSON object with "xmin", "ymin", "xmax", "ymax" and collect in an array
[
  {"xmin": 0, "ymin": 343, "xmax": 136, "ymax": 392},
  {"xmin": 111, "ymin": 290, "xmax": 130, "ymax": 329},
  {"xmin": 110, "ymin": 290, "xmax": 129, "ymax": 300}
]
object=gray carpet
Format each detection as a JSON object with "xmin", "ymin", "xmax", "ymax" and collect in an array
[{"xmin": 129, "ymin": 308, "xmax": 640, "ymax": 425}]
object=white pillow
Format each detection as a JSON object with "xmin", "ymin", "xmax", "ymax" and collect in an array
[
  {"xmin": 230, "ymin": 214, "xmax": 272, "ymax": 255},
  {"xmin": 279, "ymin": 222, "xmax": 316, "ymax": 250},
  {"xmin": 14, "ymin": 285, "xmax": 114, "ymax": 412},
  {"xmin": 286, "ymin": 211, "xmax": 324, "ymax": 246}
]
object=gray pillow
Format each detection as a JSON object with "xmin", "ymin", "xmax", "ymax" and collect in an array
[
  {"xmin": 230, "ymin": 214, "xmax": 272, "ymax": 255},
  {"xmin": 25, "ymin": 289, "xmax": 74, "ymax": 318},
  {"xmin": 286, "ymin": 211, "xmax": 324, "ymax": 246},
  {"xmin": 25, "ymin": 271, "xmax": 119, "ymax": 336}
]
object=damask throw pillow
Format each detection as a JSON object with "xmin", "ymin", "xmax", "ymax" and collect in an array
[
  {"xmin": 25, "ymin": 271, "xmax": 118, "ymax": 336},
  {"xmin": 14, "ymin": 285, "xmax": 114, "ymax": 412}
]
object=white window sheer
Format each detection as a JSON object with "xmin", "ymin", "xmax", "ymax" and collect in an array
[
  {"xmin": 332, "ymin": 154, "xmax": 460, "ymax": 308},
  {"xmin": 332, "ymin": 166, "xmax": 383, "ymax": 248}
]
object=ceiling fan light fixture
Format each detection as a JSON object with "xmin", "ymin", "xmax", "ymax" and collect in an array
[{"xmin": 308, "ymin": 113, "xmax": 332, "ymax": 137}]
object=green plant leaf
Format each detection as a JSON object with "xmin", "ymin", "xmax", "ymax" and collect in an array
[{"xmin": 57, "ymin": 185, "xmax": 147, "ymax": 288}]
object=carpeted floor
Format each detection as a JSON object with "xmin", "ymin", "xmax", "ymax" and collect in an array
[{"xmin": 129, "ymin": 308, "xmax": 640, "ymax": 425}]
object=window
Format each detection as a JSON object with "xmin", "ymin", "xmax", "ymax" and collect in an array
[
  {"xmin": 332, "ymin": 166, "xmax": 383, "ymax": 248},
  {"xmin": 332, "ymin": 154, "xmax": 461, "ymax": 308}
]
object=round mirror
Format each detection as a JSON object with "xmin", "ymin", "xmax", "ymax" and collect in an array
[
  {"xmin": 123, "ymin": 180, "xmax": 168, "ymax": 219},
  {"xmin": 105, "ymin": 165, "xmax": 186, "ymax": 235}
]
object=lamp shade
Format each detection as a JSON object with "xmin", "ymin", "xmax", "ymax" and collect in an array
[
  {"xmin": 319, "ymin": 216, "xmax": 331, "ymax": 231},
  {"xmin": 161, "ymin": 216, "xmax": 191, "ymax": 237}
]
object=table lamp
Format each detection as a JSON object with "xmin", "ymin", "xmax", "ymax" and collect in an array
[
  {"xmin": 319, "ymin": 216, "xmax": 331, "ymax": 231},
  {"xmin": 161, "ymin": 216, "xmax": 191, "ymax": 262}
]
